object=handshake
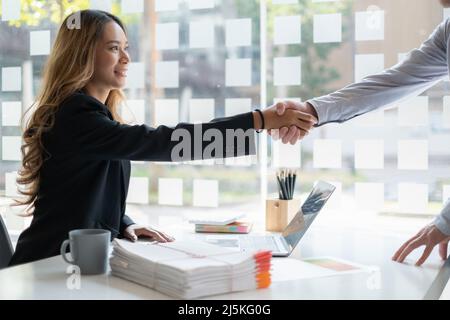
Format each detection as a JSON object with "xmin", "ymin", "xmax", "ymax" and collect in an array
[{"xmin": 254, "ymin": 101, "xmax": 319, "ymax": 145}]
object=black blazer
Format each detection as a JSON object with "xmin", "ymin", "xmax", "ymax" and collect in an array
[{"xmin": 9, "ymin": 91, "xmax": 256, "ymax": 266}]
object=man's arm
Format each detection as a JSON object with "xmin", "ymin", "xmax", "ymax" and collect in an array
[
  {"xmin": 308, "ymin": 19, "xmax": 449, "ymax": 126},
  {"xmin": 435, "ymin": 199, "xmax": 450, "ymax": 236}
]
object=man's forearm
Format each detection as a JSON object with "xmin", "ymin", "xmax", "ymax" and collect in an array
[
  {"xmin": 307, "ymin": 20, "xmax": 448, "ymax": 126},
  {"xmin": 435, "ymin": 200, "xmax": 450, "ymax": 236}
]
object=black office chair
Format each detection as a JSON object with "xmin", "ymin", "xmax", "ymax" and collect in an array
[{"xmin": 0, "ymin": 214, "xmax": 14, "ymax": 269}]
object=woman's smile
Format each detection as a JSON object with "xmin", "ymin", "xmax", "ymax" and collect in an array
[{"xmin": 114, "ymin": 69, "xmax": 127, "ymax": 78}]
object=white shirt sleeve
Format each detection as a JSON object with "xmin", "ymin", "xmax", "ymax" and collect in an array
[
  {"xmin": 308, "ymin": 20, "xmax": 449, "ymax": 126},
  {"xmin": 307, "ymin": 20, "xmax": 450, "ymax": 235},
  {"xmin": 434, "ymin": 200, "xmax": 450, "ymax": 236}
]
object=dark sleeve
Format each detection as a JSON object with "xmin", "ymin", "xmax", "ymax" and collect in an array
[
  {"xmin": 61, "ymin": 95, "xmax": 256, "ymax": 161},
  {"xmin": 120, "ymin": 214, "xmax": 135, "ymax": 235}
]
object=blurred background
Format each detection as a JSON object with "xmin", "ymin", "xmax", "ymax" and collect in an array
[{"xmin": 0, "ymin": 0, "xmax": 449, "ymax": 245}]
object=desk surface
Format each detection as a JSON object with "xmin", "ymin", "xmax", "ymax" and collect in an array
[{"xmin": 0, "ymin": 225, "xmax": 447, "ymax": 300}]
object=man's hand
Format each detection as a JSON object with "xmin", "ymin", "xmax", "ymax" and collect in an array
[
  {"xmin": 392, "ymin": 223, "xmax": 450, "ymax": 266},
  {"xmin": 253, "ymin": 102, "xmax": 317, "ymax": 138},
  {"xmin": 268, "ymin": 101, "xmax": 318, "ymax": 145},
  {"xmin": 124, "ymin": 224, "xmax": 175, "ymax": 243}
]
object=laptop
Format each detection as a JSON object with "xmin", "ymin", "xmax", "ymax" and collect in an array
[{"xmin": 238, "ymin": 180, "xmax": 336, "ymax": 257}]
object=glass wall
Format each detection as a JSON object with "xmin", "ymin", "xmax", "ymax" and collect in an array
[{"xmin": 0, "ymin": 0, "xmax": 449, "ymax": 238}]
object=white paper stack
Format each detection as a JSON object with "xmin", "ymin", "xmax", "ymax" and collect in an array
[{"xmin": 110, "ymin": 239, "xmax": 272, "ymax": 299}]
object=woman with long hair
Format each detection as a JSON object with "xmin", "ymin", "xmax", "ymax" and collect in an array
[{"xmin": 9, "ymin": 9, "xmax": 315, "ymax": 266}]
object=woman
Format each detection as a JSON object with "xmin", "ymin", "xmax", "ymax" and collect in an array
[{"xmin": 8, "ymin": 10, "xmax": 315, "ymax": 266}]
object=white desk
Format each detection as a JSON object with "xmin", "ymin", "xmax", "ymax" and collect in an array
[{"xmin": 0, "ymin": 225, "xmax": 448, "ymax": 300}]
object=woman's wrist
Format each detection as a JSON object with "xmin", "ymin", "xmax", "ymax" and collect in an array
[{"xmin": 252, "ymin": 111, "xmax": 263, "ymax": 130}]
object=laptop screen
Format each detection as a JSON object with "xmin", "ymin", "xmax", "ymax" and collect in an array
[{"xmin": 281, "ymin": 181, "xmax": 336, "ymax": 252}]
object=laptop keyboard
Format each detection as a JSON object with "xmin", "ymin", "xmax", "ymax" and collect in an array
[{"xmin": 239, "ymin": 236, "xmax": 280, "ymax": 252}]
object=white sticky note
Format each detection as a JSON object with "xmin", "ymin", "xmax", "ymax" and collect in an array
[
  {"xmin": 158, "ymin": 178, "xmax": 183, "ymax": 206},
  {"xmin": 225, "ymin": 59, "xmax": 251, "ymax": 87},
  {"xmin": 355, "ymin": 183, "xmax": 384, "ymax": 211},
  {"xmin": 398, "ymin": 96, "xmax": 428, "ymax": 126},
  {"xmin": 398, "ymin": 140, "xmax": 428, "ymax": 170},
  {"xmin": 443, "ymin": 185, "xmax": 450, "ymax": 204},
  {"xmin": 226, "ymin": 19, "xmax": 252, "ymax": 47},
  {"xmin": 355, "ymin": 11, "xmax": 384, "ymax": 41},
  {"xmin": 313, "ymin": 139, "xmax": 341, "ymax": 169},
  {"xmin": 2, "ymin": 136, "xmax": 21, "ymax": 161},
  {"xmin": 354, "ymin": 54, "xmax": 384, "ymax": 82},
  {"xmin": 30, "ymin": 30, "xmax": 51, "ymax": 56},
  {"xmin": 155, "ymin": 0, "xmax": 178, "ymax": 11},
  {"xmin": 272, "ymin": 140, "xmax": 301, "ymax": 168},
  {"xmin": 354, "ymin": 140, "xmax": 384, "ymax": 169},
  {"xmin": 313, "ymin": 14, "xmax": 342, "ymax": 43},
  {"xmin": 398, "ymin": 183, "xmax": 428, "ymax": 214},
  {"xmin": 121, "ymin": 0, "xmax": 144, "ymax": 14},
  {"xmin": 126, "ymin": 177, "xmax": 149, "ymax": 204},
  {"xmin": 190, "ymin": 20, "xmax": 214, "ymax": 48},
  {"xmin": 125, "ymin": 62, "xmax": 144, "ymax": 89},
  {"xmin": 187, "ymin": 0, "xmax": 215, "ymax": 10},
  {"xmin": 5, "ymin": 172, "xmax": 20, "ymax": 197},
  {"xmin": 154, "ymin": 99, "xmax": 179, "ymax": 127},
  {"xmin": 189, "ymin": 99, "xmax": 215, "ymax": 123},
  {"xmin": 2, "ymin": 67, "xmax": 21, "ymax": 92},
  {"xmin": 225, "ymin": 99, "xmax": 252, "ymax": 116},
  {"xmin": 273, "ymin": 57, "xmax": 301, "ymax": 86},
  {"xmin": 2, "ymin": 0, "xmax": 20, "ymax": 21},
  {"xmin": 2, "ymin": 101, "xmax": 22, "ymax": 126},
  {"xmin": 156, "ymin": 23, "xmax": 179, "ymax": 50},
  {"xmin": 193, "ymin": 179, "xmax": 218, "ymax": 207},
  {"xmin": 274, "ymin": 16, "xmax": 301, "ymax": 45},
  {"xmin": 155, "ymin": 61, "xmax": 179, "ymax": 88},
  {"xmin": 122, "ymin": 100, "xmax": 145, "ymax": 125},
  {"xmin": 353, "ymin": 109, "xmax": 384, "ymax": 126},
  {"xmin": 444, "ymin": 8, "xmax": 450, "ymax": 21},
  {"xmin": 90, "ymin": 0, "xmax": 112, "ymax": 12}
]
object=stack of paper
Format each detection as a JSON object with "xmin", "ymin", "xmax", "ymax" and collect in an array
[
  {"xmin": 188, "ymin": 212, "xmax": 246, "ymax": 225},
  {"xmin": 195, "ymin": 221, "xmax": 253, "ymax": 234},
  {"xmin": 109, "ymin": 239, "xmax": 272, "ymax": 299}
]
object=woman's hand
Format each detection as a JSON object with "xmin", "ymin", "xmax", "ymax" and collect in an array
[
  {"xmin": 268, "ymin": 101, "xmax": 319, "ymax": 145},
  {"xmin": 254, "ymin": 103, "xmax": 317, "ymax": 144},
  {"xmin": 392, "ymin": 223, "xmax": 450, "ymax": 266},
  {"xmin": 124, "ymin": 224, "xmax": 175, "ymax": 243}
]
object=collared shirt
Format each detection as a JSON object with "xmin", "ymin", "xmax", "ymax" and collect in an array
[{"xmin": 308, "ymin": 19, "xmax": 450, "ymax": 235}]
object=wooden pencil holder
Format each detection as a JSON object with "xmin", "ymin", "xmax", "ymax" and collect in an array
[{"xmin": 265, "ymin": 198, "xmax": 302, "ymax": 232}]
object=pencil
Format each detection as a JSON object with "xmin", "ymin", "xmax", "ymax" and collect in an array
[
  {"xmin": 290, "ymin": 170, "xmax": 294, "ymax": 199},
  {"xmin": 276, "ymin": 174, "xmax": 283, "ymax": 199},
  {"xmin": 292, "ymin": 170, "xmax": 297, "ymax": 199},
  {"xmin": 286, "ymin": 169, "xmax": 291, "ymax": 200},
  {"xmin": 279, "ymin": 171, "xmax": 288, "ymax": 200},
  {"xmin": 284, "ymin": 170, "xmax": 289, "ymax": 200}
]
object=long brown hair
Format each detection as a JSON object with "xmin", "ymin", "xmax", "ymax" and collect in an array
[{"xmin": 14, "ymin": 10, "xmax": 127, "ymax": 215}]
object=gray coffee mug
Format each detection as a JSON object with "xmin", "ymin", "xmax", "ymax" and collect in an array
[{"xmin": 60, "ymin": 229, "xmax": 111, "ymax": 275}]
